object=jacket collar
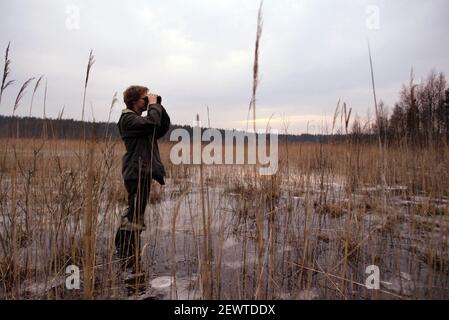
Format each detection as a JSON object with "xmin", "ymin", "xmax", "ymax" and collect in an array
[{"xmin": 122, "ymin": 108, "xmax": 136, "ymax": 114}]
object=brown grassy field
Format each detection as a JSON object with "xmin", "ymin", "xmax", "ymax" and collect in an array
[{"xmin": 1, "ymin": 136, "xmax": 448, "ymax": 299}]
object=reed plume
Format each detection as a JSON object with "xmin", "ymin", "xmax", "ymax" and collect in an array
[{"xmin": 0, "ymin": 41, "xmax": 15, "ymax": 106}]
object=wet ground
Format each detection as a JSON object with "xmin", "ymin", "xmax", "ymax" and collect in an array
[
  {"xmin": 2, "ymin": 169, "xmax": 449, "ymax": 299},
  {"xmin": 117, "ymin": 172, "xmax": 449, "ymax": 299}
]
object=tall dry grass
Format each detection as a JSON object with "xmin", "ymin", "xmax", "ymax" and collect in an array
[{"xmin": 1, "ymin": 135, "xmax": 449, "ymax": 299}]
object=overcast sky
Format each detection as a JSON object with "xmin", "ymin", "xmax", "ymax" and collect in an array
[{"xmin": 1, "ymin": 0, "xmax": 448, "ymax": 134}]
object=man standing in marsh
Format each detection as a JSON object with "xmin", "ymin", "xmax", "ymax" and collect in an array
[{"xmin": 115, "ymin": 85, "xmax": 170, "ymax": 272}]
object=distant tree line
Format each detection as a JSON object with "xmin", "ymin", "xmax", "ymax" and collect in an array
[
  {"xmin": 2, "ymin": 68, "xmax": 447, "ymax": 146},
  {"xmin": 0, "ymin": 116, "xmax": 328, "ymax": 143},
  {"xmin": 369, "ymin": 69, "xmax": 449, "ymax": 146}
]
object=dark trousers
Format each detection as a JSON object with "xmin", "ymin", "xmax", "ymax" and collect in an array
[
  {"xmin": 125, "ymin": 177, "xmax": 150, "ymax": 225},
  {"xmin": 115, "ymin": 176, "xmax": 151, "ymax": 270}
]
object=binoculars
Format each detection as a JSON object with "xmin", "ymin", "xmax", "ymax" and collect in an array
[{"xmin": 143, "ymin": 95, "xmax": 162, "ymax": 106}]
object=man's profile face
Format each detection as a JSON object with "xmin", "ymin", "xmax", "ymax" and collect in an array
[{"xmin": 133, "ymin": 91, "xmax": 149, "ymax": 115}]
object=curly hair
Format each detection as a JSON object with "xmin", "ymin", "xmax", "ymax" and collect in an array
[{"xmin": 123, "ymin": 85, "xmax": 149, "ymax": 108}]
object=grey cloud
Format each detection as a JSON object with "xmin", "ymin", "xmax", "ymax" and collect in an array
[{"xmin": 0, "ymin": 0, "xmax": 448, "ymax": 134}]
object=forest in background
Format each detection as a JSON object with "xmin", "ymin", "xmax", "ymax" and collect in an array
[{"xmin": 1, "ymin": 69, "xmax": 448, "ymax": 147}]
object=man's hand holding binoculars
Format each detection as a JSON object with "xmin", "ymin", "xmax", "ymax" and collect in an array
[
  {"xmin": 146, "ymin": 93, "xmax": 159, "ymax": 105},
  {"xmin": 145, "ymin": 93, "xmax": 163, "ymax": 116}
]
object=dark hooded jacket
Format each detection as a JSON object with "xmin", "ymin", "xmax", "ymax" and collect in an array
[{"xmin": 117, "ymin": 103, "xmax": 170, "ymax": 185}]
